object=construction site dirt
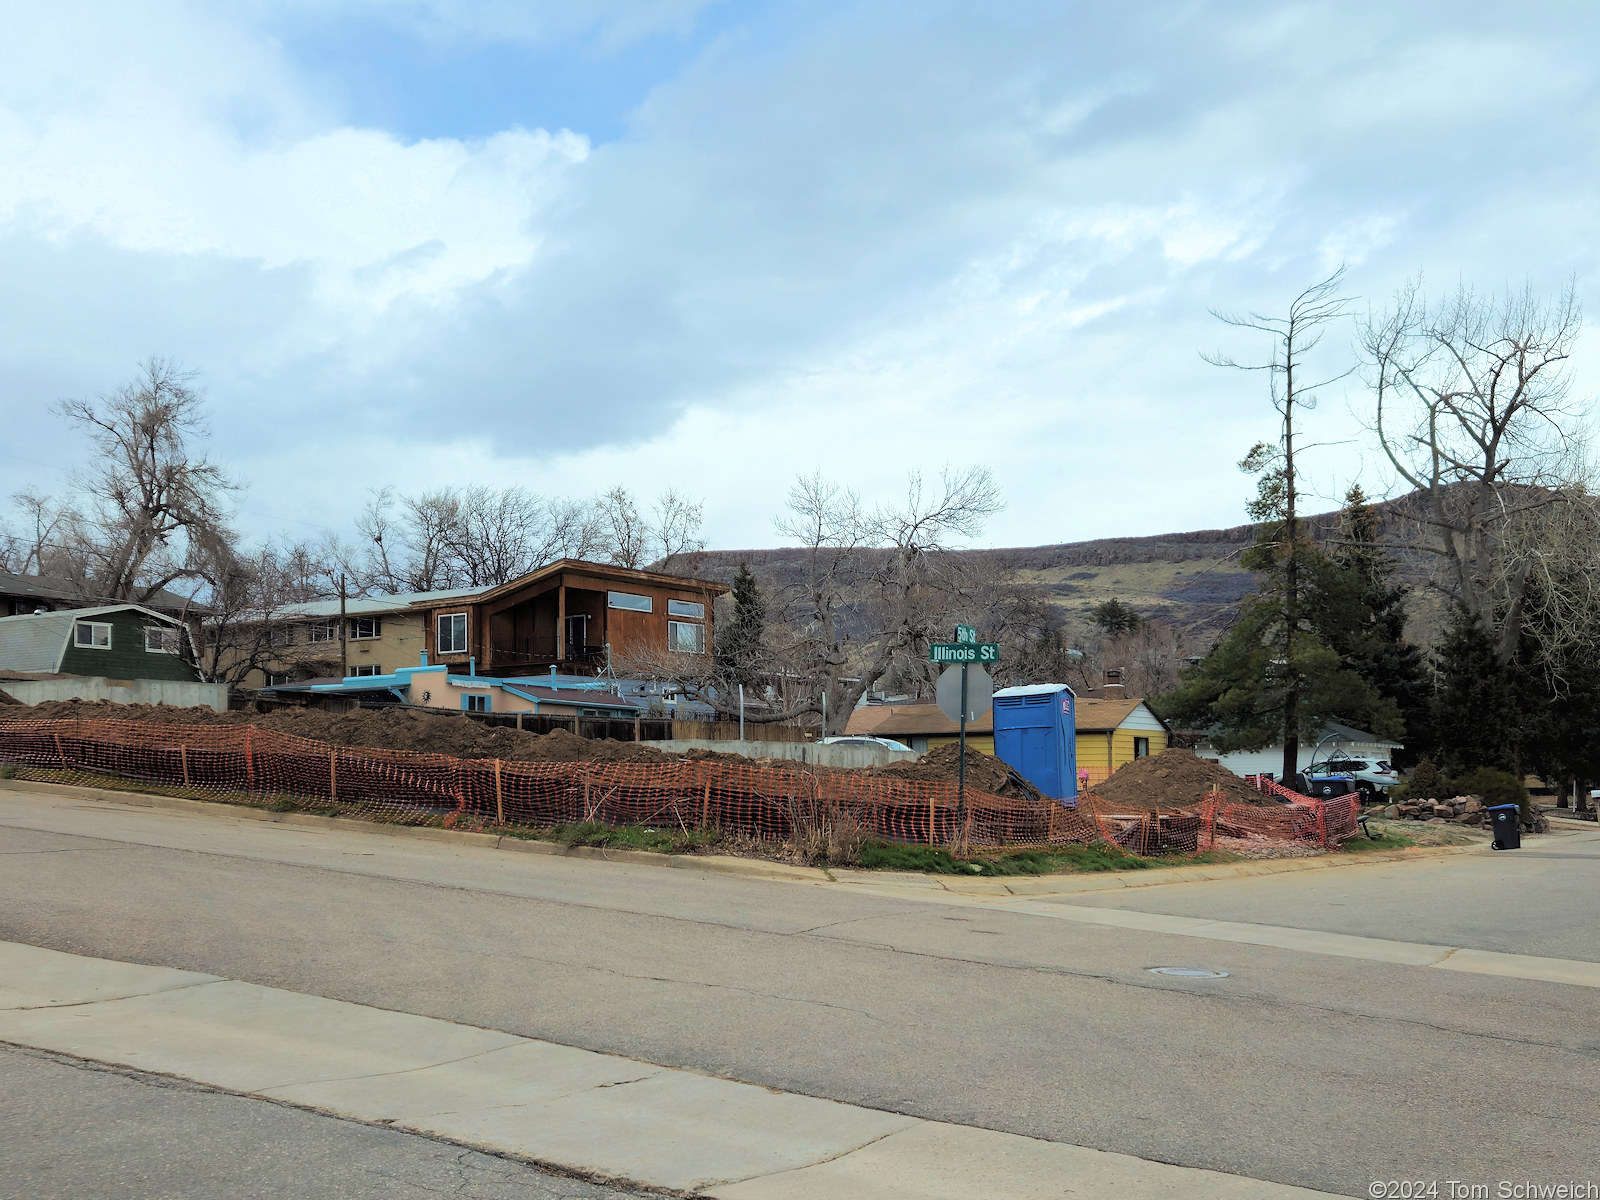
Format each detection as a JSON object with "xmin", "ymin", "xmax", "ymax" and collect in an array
[
  {"xmin": 1090, "ymin": 747, "xmax": 1279, "ymax": 810},
  {"xmin": 10, "ymin": 700, "xmax": 1046, "ymax": 797}
]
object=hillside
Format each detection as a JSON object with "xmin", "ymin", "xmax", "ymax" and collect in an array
[{"xmin": 690, "ymin": 493, "xmax": 1439, "ymax": 642}]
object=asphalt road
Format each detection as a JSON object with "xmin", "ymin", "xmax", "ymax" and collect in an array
[
  {"xmin": 1060, "ymin": 826, "xmax": 1600, "ymax": 960},
  {"xmin": 2, "ymin": 788, "xmax": 1598, "ymax": 1198},
  {"xmin": 0, "ymin": 1044, "xmax": 650, "ymax": 1200}
]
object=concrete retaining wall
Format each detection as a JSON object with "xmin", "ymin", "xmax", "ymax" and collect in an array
[
  {"xmin": 0, "ymin": 677, "xmax": 229, "ymax": 713},
  {"xmin": 652, "ymin": 739, "xmax": 920, "ymax": 769}
]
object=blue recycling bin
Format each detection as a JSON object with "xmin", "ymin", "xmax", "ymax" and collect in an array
[
  {"xmin": 992, "ymin": 684, "xmax": 1077, "ymax": 803},
  {"xmin": 1486, "ymin": 803, "xmax": 1522, "ymax": 850}
]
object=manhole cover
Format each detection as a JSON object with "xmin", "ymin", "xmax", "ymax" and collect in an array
[{"xmin": 1148, "ymin": 966, "xmax": 1230, "ymax": 978}]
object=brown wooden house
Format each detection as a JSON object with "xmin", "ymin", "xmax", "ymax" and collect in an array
[{"xmin": 413, "ymin": 559, "xmax": 729, "ymax": 676}]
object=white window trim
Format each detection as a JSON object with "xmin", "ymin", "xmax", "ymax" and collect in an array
[
  {"xmin": 349, "ymin": 664, "xmax": 382, "ymax": 677},
  {"xmin": 607, "ymin": 591, "xmax": 653, "ymax": 613},
  {"xmin": 75, "ymin": 621, "xmax": 112, "ymax": 650},
  {"xmin": 144, "ymin": 626, "xmax": 181, "ymax": 654},
  {"xmin": 667, "ymin": 598, "xmax": 705, "ymax": 619},
  {"xmin": 307, "ymin": 619, "xmax": 340, "ymax": 643},
  {"xmin": 347, "ymin": 616, "xmax": 382, "ymax": 640},
  {"xmin": 437, "ymin": 612, "xmax": 468, "ymax": 655}
]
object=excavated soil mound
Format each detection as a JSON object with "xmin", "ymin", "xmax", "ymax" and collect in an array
[
  {"xmin": 0, "ymin": 688, "xmax": 17, "ymax": 705},
  {"xmin": 1092, "ymin": 747, "xmax": 1277, "ymax": 811},
  {"xmin": 2, "ymin": 699, "xmax": 691, "ymax": 765},
  {"xmin": 3, "ymin": 699, "xmax": 1032, "ymax": 797},
  {"xmin": 871, "ymin": 743, "xmax": 1047, "ymax": 803}
]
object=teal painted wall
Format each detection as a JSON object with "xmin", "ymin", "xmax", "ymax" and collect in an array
[{"xmin": 59, "ymin": 611, "xmax": 199, "ymax": 681}]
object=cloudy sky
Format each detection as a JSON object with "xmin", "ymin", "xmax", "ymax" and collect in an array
[{"xmin": 2, "ymin": 0, "xmax": 1597, "ymax": 553}]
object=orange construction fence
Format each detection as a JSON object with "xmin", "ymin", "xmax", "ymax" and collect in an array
[{"xmin": 0, "ymin": 718, "xmax": 1358, "ymax": 854}]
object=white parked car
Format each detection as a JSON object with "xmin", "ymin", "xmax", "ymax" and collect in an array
[{"xmin": 1307, "ymin": 757, "xmax": 1400, "ymax": 800}]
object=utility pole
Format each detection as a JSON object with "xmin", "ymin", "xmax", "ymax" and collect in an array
[{"xmin": 338, "ymin": 573, "xmax": 348, "ymax": 680}]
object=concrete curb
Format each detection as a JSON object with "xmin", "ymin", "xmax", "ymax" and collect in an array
[
  {"xmin": 0, "ymin": 777, "xmax": 828, "ymax": 885},
  {"xmin": 922, "ymin": 839, "xmax": 1493, "ymax": 897},
  {"xmin": 0, "ymin": 776, "xmax": 1492, "ymax": 896}
]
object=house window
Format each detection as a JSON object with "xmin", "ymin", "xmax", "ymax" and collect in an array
[
  {"xmin": 269, "ymin": 625, "xmax": 294, "ymax": 647},
  {"xmin": 667, "ymin": 599, "xmax": 704, "ymax": 619},
  {"xmin": 607, "ymin": 591, "xmax": 653, "ymax": 613},
  {"xmin": 265, "ymin": 672, "xmax": 295, "ymax": 687},
  {"xmin": 1134, "ymin": 737, "xmax": 1150, "ymax": 758},
  {"xmin": 75, "ymin": 621, "xmax": 112, "ymax": 649},
  {"xmin": 668, "ymin": 620, "xmax": 705, "ymax": 654},
  {"xmin": 144, "ymin": 626, "xmax": 181, "ymax": 654},
  {"xmin": 349, "ymin": 665, "xmax": 381, "ymax": 678},
  {"xmin": 348, "ymin": 616, "xmax": 382, "ymax": 640},
  {"xmin": 307, "ymin": 619, "xmax": 339, "ymax": 643},
  {"xmin": 437, "ymin": 613, "xmax": 468, "ymax": 654},
  {"xmin": 462, "ymin": 693, "xmax": 489, "ymax": 713}
]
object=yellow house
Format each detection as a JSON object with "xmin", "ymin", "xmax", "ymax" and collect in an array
[{"xmin": 846, "ymin": 694, "xmax": 1170, "ymax": 782}]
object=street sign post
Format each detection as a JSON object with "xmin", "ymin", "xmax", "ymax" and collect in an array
[{"xmin": 930, "ymin": 631, "xmax": 997, "ymax": 852}]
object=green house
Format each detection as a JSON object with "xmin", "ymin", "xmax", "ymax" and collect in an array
[{"xmin": 0, "ymin": 605, "xmax": 200, "ymax": 684}]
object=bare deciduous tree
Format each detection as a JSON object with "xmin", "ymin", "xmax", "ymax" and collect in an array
[
  {"xmin": 593, "ymin": 485, "xmax": 707, "ymax": 572},
  {"xmin": 595, "ymin": 486, "xmax": 648, "ymax": 569},
  {"xmin": 1362, "ymin": 279, "xmax": 1589, "ymax": 663},
  {"xmin": 332, "ymin": 485, "xmax": 620, "ymax": 595},
  {"xmin": 52, "ymin": 358, "xmax": 238, "ymax": 603},
  {"xmin": 652, "ymin": 487, "xmax": 706, "ymax": 571},
  {"xmin": 777, "ymin": 466, "xmax": 1004, "ymax": 733},
  {"xmin": 188, "ymin": 540, "xmax": 334, "ymax": 686},
  {"xmin": 0, "ymin": 489, "xmax": 78, "ymax": 576}
]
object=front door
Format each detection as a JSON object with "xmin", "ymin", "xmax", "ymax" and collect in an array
[{"xmin": 565, "ymin": 614, "xmax": 589, "ymax": 658}]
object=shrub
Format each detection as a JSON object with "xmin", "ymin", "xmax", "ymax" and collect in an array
[
  {"xmin": 1449, "ymin": 766, "xmax": 1530, "ymax": 818},
  {"xmin": 1392, "ymin": 756, "xmax": 1446, "ymax": 802}
]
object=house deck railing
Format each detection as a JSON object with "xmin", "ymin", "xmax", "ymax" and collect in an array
[{"xmin": 489, "ymin": 640, "xmax": 606, "ymax": 668}]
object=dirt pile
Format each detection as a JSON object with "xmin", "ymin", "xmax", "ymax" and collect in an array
[
  {"xmin": 1, "ymin": 699, "xmax": 1033, "ymax": 795},
  {"xmin": 0, "ymin": 688, "xmax": 16, "ymax": 705},
  {"xmin": 1092, "ymin": 748, "xmax": 1277, "ymax": 811},
  {"xmin": 872, "ymin": 743, "xmax": 1047, "ymax": 803},
  {"xmin": 1, "ymin": 700, "xmax": 691, "ymax": 765}
]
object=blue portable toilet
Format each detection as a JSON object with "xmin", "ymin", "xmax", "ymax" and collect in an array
[{"xmin": 992, "ymin": 684, "xmax": 1077, "ymax": 803}]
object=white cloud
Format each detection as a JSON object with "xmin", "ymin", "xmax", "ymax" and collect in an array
[
  {"xmin": 0, "ymin": 5, "xmax": 588, "ymax": 322},
  {"xmin": 3, "ymin": 0, "xmax": 1599, "ymax": 558}
]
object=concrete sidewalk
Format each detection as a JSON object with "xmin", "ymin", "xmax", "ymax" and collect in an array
[{"xmin": 0, "ymin": 941, "xmax": 1335, "ymax": 1199}]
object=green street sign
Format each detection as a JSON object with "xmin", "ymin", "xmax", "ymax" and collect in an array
[
  {"xmin": 954, "ymin": 624, "xmax": 977, "ymax": 645},
  {"xmin": 929, "ymin": 642, "xmax": 999, "ymax": 664}
]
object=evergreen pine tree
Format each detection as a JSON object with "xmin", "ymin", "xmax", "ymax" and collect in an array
[
  {"xmin": 1161, "ymin": 465, "xmax": 1400, "ymax": 769},
  {"xmin": 1430, "ymin": 607, "xmax": 1521, "ymax": 776},
  {"xmin": 1325, "ymin": 486, "xmax": 1430, "ymax": 764},
  {"xmin": 716, "ymin": 562, "xmax": 767, "ymax": 688},
  {"xmin": 1091, "ymin": 598, "xmax": 1142, "ymax": 636}
]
